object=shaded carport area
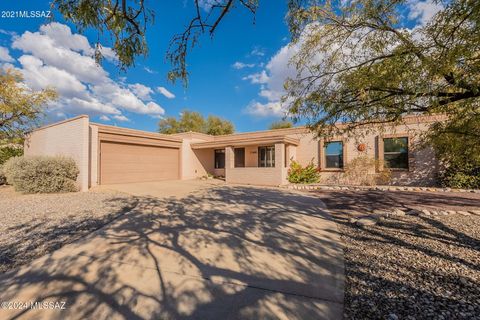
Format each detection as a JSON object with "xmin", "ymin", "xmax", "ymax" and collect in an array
[{"xmin": 0, "ymin": 186, "xmax": 344, "ymax": 320}]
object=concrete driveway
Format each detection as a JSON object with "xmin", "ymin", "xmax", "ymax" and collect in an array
[
  {"xmin": 0, "ymin": 184, "xmax": 344, "ymax": 320},
  {"xmin": 94, "ymin": 179, "xmax": 225, "ymax": 198}
]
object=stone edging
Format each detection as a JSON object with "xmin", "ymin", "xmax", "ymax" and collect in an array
[
  {"xmin": 352, "ymin": 208, "xmax": 480, "ymax": 227},
  {"xmin": 283, "ymin": 184, "xmax": 480, "ymax": 193}
]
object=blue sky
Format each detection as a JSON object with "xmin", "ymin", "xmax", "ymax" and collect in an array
[
  {"xmin": 0, "ymin": 0, "xmax": 295, "ymax": 133},
  {"xmin": 0, "ymin": 0, "xmax": 443, "ymax": 133}
]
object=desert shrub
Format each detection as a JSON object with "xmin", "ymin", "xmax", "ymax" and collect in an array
[
  {"xmin": 3, "ymin": 156, "xmax": 79, "ymax": 193},
  {"xmin": 0, "ymin": 146, "xmax": 23, "ymax": 165},
  {"xmin": 427, "ymin": 111, "xmax": 480, "ymax": 189},
  {"xmin": 343, "ymin": 156, "xmax": 391, "ymax": 186},
  {"xmin": 440, "ymin": 165, "xmax": 480, "ymax": 189},
  {"xmin": 288, "ymin": 160, "xmax": 320, "ymax": 184}
]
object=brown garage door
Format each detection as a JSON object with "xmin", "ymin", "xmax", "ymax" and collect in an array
[{"xmin": 100, "ymin": 141, "xmax": 179, "ymax": 184}]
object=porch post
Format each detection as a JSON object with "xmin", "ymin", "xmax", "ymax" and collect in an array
[
  {"xmin": 275, "ymin": 143, "xmax": 287, "ymax": 185},
  {"xmin": 225, "ymin": 146, "xmax": 234, "ymax": 183}
]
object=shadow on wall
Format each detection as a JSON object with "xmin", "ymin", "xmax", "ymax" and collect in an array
[
  {"xmin": 321, "ymin": 144, "xmax": 440, "ymax": 187},
  {"xmin": 0, "ymin": 187, "xmax": 343, "ymax": 320},
  {"xmin": 389, "ymin": 143, "xmax": 440, "ymax": 187}
]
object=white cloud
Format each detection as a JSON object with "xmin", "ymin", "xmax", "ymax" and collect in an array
[
  {"xmin": 198, "ymin": 0, "xmax": 224, "ymax": 11},
  {"xmin": 18, "ymin": 55, "xmax": 87, "ymax": 96},
  {"xmin": 0, "ymin": 29, "xmax": 17, "ymax": 37},
  {"xmin": 5, "ymin": 23, "xmax": 165, "ymax": 120},
  {"xmin": 144, "ymin": 66, "xmax": 156, "ymax": 74},
  {"xmin": 0, "ymin": 62, "xmax": 15, "ymax": 71},
  {"xmin": 232, "ymin": 61, "xmax": 255, "ymax": 69},
  {"xmin": 157, "ymin": 86, "xmax": 175, "ymax": 99},
  {"xmin": 128, "ymin": 83, "xmax": 153, "ymax": 100},
  {"xmin": 250, "ymin": 47, "xmax": 265, "ymax": 57},
  {"xmin": 242, "ymin": 70, "xmax": 269, "ymax": 84},
  {"xmin": 66, "ymin": 97, "xmax": 120, "ymax": 115},
  {"xmin": 242, "ymin": 39, "xmax": 301, "ymax": 117},
  {"xmin": 113, "ymin": 115, "xmax": 130, "ymax": 122},
  {"xmin": 0, "ymin": 46, "xmax": 14, "ymax": 62},
  {"xmin": 99, "ymin": 115, "xmax": 111, "ymax": 121},
  {"xmin": 244, "ymin": 101, "xmax": 286, "ymax": 117},
  {"xmin": 12, "ymin": 29, "xmax": 109, "ymax": 85},
  {"xmin": 408, "ymin": 0, "xmax": 443, "ymax": 25},
  {"xmin": 97, "ymin": 46, "xmax": 118, "ymax": 62}
]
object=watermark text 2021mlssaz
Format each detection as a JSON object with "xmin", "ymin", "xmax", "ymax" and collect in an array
[{"xmin": 1, "ymin": 11, "xmax": 51, "ymax": 19}]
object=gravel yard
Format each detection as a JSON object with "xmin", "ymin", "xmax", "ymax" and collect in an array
[
  {"xmin": 0, "ymin": 186, "xmax": 136, "ymax": 273},
  {"xmin": 316, "ymin": 190, "xmax": 480, "ymax": 320}
]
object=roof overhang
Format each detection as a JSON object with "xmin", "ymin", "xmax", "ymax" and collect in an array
[
  {"xmin": 190, "ymin": 135, "xmax": 300, "ymax": 149},
  {"xmin": 92, "ymin": 123, "xmax": 183, "ymax": 148}
]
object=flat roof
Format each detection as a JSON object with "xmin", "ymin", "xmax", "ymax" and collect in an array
[
  {"xmin": 191, "ymin": 135, "xmax": 300, "ymax": 149},
  {"xmin": 92, "ymin": 122, "xmax": 183, "ymax": 143}
]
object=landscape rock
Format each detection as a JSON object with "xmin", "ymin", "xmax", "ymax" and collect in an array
[
  {"xmin": 356, "ymin": 217, "xmax": 378, "ymax": 227},
  {"xmin": 406, "ymin": 209, "xmax": 421, "ymax": 215},
  {"xmin": 392, "ymin": 208, "xmax": 406, "ymax": 216},
  {"xmin": 388, "ymin": 313, "xmax": 399, "ymax": 320},
  {"xmin": 421, "ymin": 209, "xmax": 431, "ymax": 216},
  {"xmin": 373, "ymin": 209, "xmax": 390, "ymax": 216}
]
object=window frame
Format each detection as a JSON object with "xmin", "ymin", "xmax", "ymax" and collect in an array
[
  {"xmin": 378, "ymin": 134, "xmax": 410, "ymax": 171},
  {"xmin": 319, "ymin": 139, "xmax": 346, "ymax": 171},
  {"xmin": 258, "ymin": 146, "xmax": 275, "ymax": 168},
  {"xmin": 324, "ymin": 141, "xmax": 344, "ymax": 169},
  {"xmin": 214, "ymin": 149, "xmax": 225, "ymax": 169}
]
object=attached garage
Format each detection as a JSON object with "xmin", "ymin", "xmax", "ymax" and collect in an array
[{"xmin": 96, "ymin": 125, "xmax": 182, "ymax": 185}]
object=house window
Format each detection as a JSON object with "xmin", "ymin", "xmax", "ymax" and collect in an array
[
  {"xmin": 258, "ymin": 146, "xmax": 275, "ymax": 167},
  {"xmin": 324, "ymin": 141, "xmax": 344, "ymax": 169},
  {"xmin": 214, "ymin": 149, "xmax": 225, "ymax": 169},
  {"xmin": 383, "ymin": 137, "xmax": 409, "ymax": 169},
  {"xmin": 234, "ymin": 148, "xmax": 245, "ymax": 168}
]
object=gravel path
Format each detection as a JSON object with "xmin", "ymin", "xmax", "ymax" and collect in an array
[
  {"xmin": 316, "ymin": 190, "xmax": 480, "ymax": 320},
  {"xmin": 0, "ymin": 186, "xmax": 136, "ymax": 273}
]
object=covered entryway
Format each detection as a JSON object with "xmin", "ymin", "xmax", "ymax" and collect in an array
[{"xmin": 100, "ymin": 141, "xmax": 179, "ymax": 184}]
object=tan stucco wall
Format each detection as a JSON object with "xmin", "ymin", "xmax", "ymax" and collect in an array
[
  {"xmin": 23, "ymin": 114, "xmax": 444, "ymax": 189},
  {"xmin": 89, "ymin": 125, "xmax": 99, "ymax": 187},
  {"xmin": 180, "ymin": 138, "xmax": 214, "ymax": 179},
  {"xmin": 313, "ymin": 121, "xmax": 439, "ymax": 186},
  {"xmin": 225, "ymin": 143, "xmax": 287, "ymax": 186},
  {"xmin": 24, "ymin": 115, "xmax": 90, "ymax": 191}
]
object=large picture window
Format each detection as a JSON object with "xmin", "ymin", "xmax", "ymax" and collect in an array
[
  {"xmin": 324, "ymin": 141, "xmax": 344, "ymax": 169},
  {"xmin": 258, "ymin": 146, "xmax": 275, "ymax": 167},
  {"xmin": 214, "ymin": 149, "xmax": 225, "ymax": 169},
  {"xmin": 383, "ymin": 137, "xmax": 409, "ymax": 169}
]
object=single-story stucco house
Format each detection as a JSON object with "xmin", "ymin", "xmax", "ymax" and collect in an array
[{"xmin": 24, "ymin": 114, "xmax": 447, "ymax": 191}]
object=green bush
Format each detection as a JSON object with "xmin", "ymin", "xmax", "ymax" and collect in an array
[
  {"xmin": 440, "ymin": 165, "xmax": 480, "ymax": 189},
  {"xmin": 287, "ymin": 160, "xmax": 320, "ymax": 184},
  {"xmin": 3, "ymin": 156, "xmax": 79, "ymax": 193},
  {"xmin": 428, "ymin": 110, "xmax": 479, "ymax": 189},
  {"xmin": 0, "ymin": 146, "xmax": 23, "ymax": 165}
]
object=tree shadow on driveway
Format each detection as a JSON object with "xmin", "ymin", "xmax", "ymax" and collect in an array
[{"xmin": 0, "ymin": 186, "xmax": 344, "ymax": 320}]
